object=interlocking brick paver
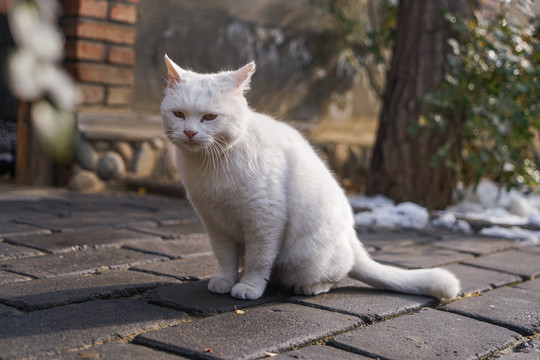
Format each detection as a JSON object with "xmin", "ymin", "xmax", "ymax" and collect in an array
[
  {"xmin": 514, "ymin": 278, "xmax": 540, "ymax": 293},
  {"xmin": 0, "ymin": 303, "xmax": 20, "ymax": 316},
  {"xmin": 134, "ymin": 302, "xmax": 362, "ymax": 360},
  {"xmin": 524, "ymin": 246, "xmax": 540, "ymax": 255},
  {"xmin": 496, "ymin": 337, "xmax": 540, "ymax": 360},
  {"xmin": 0, "ymin": 270, "xmax": 179, "ymax": 311},
  {"xmin": 442, "ymin": 286, "xmax": 540, "ymax": 335},
  {"xmin": 330, "ymin": 308, "xmax": 522, "ymax": 360},
  {"xmin": 433, "ymin": 236, "xmax": 520, "ymax": 255},
  {"xmin": 357, "ymin": 231, "xmax": 430, "ymax": 249},
  {"xmin": 44, "ymin": 343, "xmax": 190, "ymax": 359},
  {"xmin": 370, "ymin": 243, "xmax": 472, "ymax": 268},
  {"xmin": 129, "ymin": 221, "xmax": 206, "ymax": 239},
  {"xmin": 273, "ymin": 344, "xmax": 371, "ymax": 359},
  {"xmin": 461, "ymin": 250, "xmax": 540, "ymax": 278},
  {"xmin": 442, "ymin": 263, "xmax": 522, "ymax": 295},
  {"xmin": 0, "ymin": 241, "xmax": 44, "ymax": 259},
  {"xmin": 289, "ymin": 286, "xmax": 435, "ymax": 321},
  {"xmin": 0, "ymin": 298, "xmax": 188, "ymax": 360},
  {"xmin": 123, "ymin": 234, "xmax": 212, "ymax": 259},
  {"xmin": 131, "ymin": 254, "xmax": 218, "ymax": 280},
  {"xmin": 0, "ymin": 269, "xmax": 31, "ymax": 284},
  {"xmin": 146, "ymin": 280, "xmax": 278, "ymax": 315},
  {"xmin": 0, "ymin": 247, "xmax": 166, "ymax": 278},
  {"xmin": 0, "ymin": 221, "xmax": 50, "ymax": 237},
  {"xmin": 5, "ymin": 228, "xmax": 160, "ymax": 253}
]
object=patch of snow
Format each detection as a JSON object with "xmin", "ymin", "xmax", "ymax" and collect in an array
[
  {"xmin": 354, "ymin": 202, "xmax": 429, "ymax": 230},
  {"xmin": 348, "ymin": 194, "xmax": 394, "ymax": 209},
  {"xmin": 480, "ymin": 226, "xmax": 540, "ymax": 245}
]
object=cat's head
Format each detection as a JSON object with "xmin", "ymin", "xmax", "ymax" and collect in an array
[{"xmin": 161, "ymin": 55, "xmax": 256, "ymax": 153}]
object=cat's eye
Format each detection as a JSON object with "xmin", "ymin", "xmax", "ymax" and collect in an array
[
  {"xmin": 173, "ymin": 111, "xmax": 185, "ymax": 119},
  {"xmin": 202, "ymin": 114, "xmax": 217, "ymax": 121}
]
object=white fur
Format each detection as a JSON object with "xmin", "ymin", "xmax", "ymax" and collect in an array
[{"xmin": 161, "ymin": 55, "xmax": 460, "ymax": 300}]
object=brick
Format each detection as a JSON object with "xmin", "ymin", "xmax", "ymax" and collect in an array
[
  {"xmin": 461, "ymin": 250, "xmax": 540, "ymax": 278},
  {"xmin": 66, "ymin": 63, "xmax": 134, "ymax": 86},
  {"xmin": 0, "ymin": 270, "xmax": 178, "ymax": 311},
  {"xmin": 497, "ymin": 338, "xmax": 540, "ymax": 360},
  {"xmin": 62, "ymin": 0, "xmax": 108, "ymax": 18},
  {"xmin": 289, "ymin": 286, "xmax": 435, "ymax": 322},
  {"xmin": 0, "ymin": 247, "xmax": 166, "ymax": 278},
  {"xmin": 433, "ymin": 235, "xmax": 520, "ymax": 255},
  {"xmin": 442, "ymin": 286, "xmax": 540, "ymax": 336},
  {"xmin": 107, "ymin": 86, "xmax": 133, "ymax": 106},
  {"xmin": 6, "ymin": 228, "xmax": 159, "ymax": 253},
  {"xmin": 45, "ymin": 343, "xmax": 189, "ymax": 360},
  {"xmin": 358, "ymin": 231, "xmax": 427, "ymax": 249},
  {"xmin": 110, "ymin": 3, "xmax": 138, "ymax": 24},
  {"xmin": 134, "ymin": 303, "xmax": 362, "ymax": 360},
  {"xmin": 442, "ymin": 263, "xmax": 521, "ymax": 296},
  {"xmin": 76, "ymin": 83, "xmax": 105, "ymax": 104},
  {"xmin": 62, "ymin": 18, "xmax": 136, "ymax": 45},
  {"xmin": 0, "ymin": 299, "xmax": 187, "ymax": 360},
  {"xmin": 370, "ymin": 243, "xmax": 472, "ymax": 269},
  {"xmin": 0, "ymin": 270, "xmax": 31, "ymax": 285},
  {"xmin": 274, "ymin": 345, "xmax": 371, "ymax": 359},
  {"xmin": 0, "ymin": 241, "xmax": 43, "ymax": 260},
  {"xmin": 108, "ymin": 45, "xmax": 135, "ymax": 65},
  {"xmin": 65, "ymin": 40, "xmax": 106, "ymax": 61},
  {"xmin": 0, "ymin": 303, "xmax": 20, "ymax": 316},
  {"xmin": 514, "ymin": 278, "xmax": 540, "ymax": 294},
  {"xmin": 330, "ymin": 308, "xmax": 522, "ymax": 360},
  {"xmin": 146, "ymin": 280, "xmax": 278, "ymax": 316},
  {"xmin": 0, "ymin": 221, "xmax": 50, "ymax": 237},
  {"xmin": 130, "ymin": 222, "xmax": 206, "ymax": 239},
  {"xmin": 131, "ymin": 254, "xmax": 218, "ymax": 281},
  {"xmin": 123, "ymin": 235, "xmax": 212, "ymax": 259}
]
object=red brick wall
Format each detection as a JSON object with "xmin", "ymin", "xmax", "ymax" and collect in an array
[{"xmin": 61, "ymin": 0, "xmax": 138, "ymax": 109}]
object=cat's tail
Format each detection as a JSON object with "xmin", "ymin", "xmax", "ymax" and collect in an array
[{"xmin": 348, "ymin": 240, "xmax": 460, "ymax": 300}]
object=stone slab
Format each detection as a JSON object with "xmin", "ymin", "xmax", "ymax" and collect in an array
[
  {"xmin": 0, "ymin": 270, "xmax": 179, "ymax": 311},
  {"xmin": 0, "ymin": 303, "xmax": 20, "ymax": 316},
  {"xmin": 514, "ymin": 278, "xmax": 540, "ymax": 294},
  {"xmin": 131, "ymin": 254, "xmax": 218, "ymax": 280},
  {"xmin": 6, "ymin": 228, "xmax": 160, "ymax": 254},
  {"xmin": 442, "ymin": 263, "xmax": 522, "ymax": 296},
  {"xmin": 496, "ymin": 338, "xmax": 540, "ymax": 360},
  {"xmin": 0, "ymin": 298, "xmax": 188, "ymax": 360},
  {"xmin": 433, "ymin": 236, "xmax": 520, "ymax": 255},
  {"xmin": 461, "ymin": 250, "xmax": 540, "ymax": 278},
  {"xmin": 0, "ymin": 220, "xmax": 50, "ymax": 237},
  {"xmin": 357, "ymin": 231, "xmax": 431, "ymax": 249},
  {"xmin": 274, "ymin": 345, "xmax": 371, "ymax": 359},
  {"xmin": 370, "ymin": 244, "xmax": 472, "ymax": 268},
  {"xmin": 44, "ymin": 343, "xmax": 190, "ymax": 360},
  {"xmin": 523, "ymin": 246, "xmax": 540, "ymax": 255},
  {"xmin": 442, "ymin": 286, "xmax": 540, "ymax": 336},
  {"xmin": 135, "ymin": 302, "xmax": 362, "ymax": 360},
  {"xmin": 123, "ymin": 235, "xmax": 212, "ymax": 259},
  {"xmin": 0, "ymin": 247, "xmax": 166, "ymax": 278},
  {"xmin": 129, "ymin": 221, "xmax": 206, "ymax": 239},
  {"xmin": 0, "ymin": 269, "xmax": 32, "ymax": 284},
  {"xmin": 0, "ymin": 241, "xmax": 44, "ymax": 259},
  {"xmin": 146, "ymin": 280, "xmax": 278, "ymax": 315},
  {"xmin": 289, "ymin": 286, "xmax": 435, "ymax": 322},
  {"xmin": 330, "ymin": 308, "xmax": 522, "ymax": 360}
]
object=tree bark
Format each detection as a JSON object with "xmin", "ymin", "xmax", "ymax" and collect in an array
[{"xmin": 368, "ymin": 0, "xmax": 472, "ymax": 210}]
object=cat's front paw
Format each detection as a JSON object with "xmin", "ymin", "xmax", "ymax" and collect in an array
[
  {"xmin": 208, "ymin": 276, "xmax": 235, "ymax": 294},
  {"xmin": 231, "ymin": 282, "xmax": 264, "ymax": 300}
]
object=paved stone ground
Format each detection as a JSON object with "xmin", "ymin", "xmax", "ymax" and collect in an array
[{"xmin": 0, "ymin": 186, "xmax": 539, "ymax": 360}]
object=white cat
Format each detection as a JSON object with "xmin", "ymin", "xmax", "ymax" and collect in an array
[{"xmin": 161, "ymin": 55, "xmax": 460, "ymax": 301}]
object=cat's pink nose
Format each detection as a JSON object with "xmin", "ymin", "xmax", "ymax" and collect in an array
[{"xmin": 184, "ymin": 130, "xmax": 197, "ymax": 139}]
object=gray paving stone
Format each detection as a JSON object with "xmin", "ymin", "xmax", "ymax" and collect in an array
[
  {"xmin": 273, "ymin": 345, "xmax": 371, "ymax": 359},
  {"xmin": 370, "ymin": 244, "xmax": 472, "ymax": 268},
  {"xmin": 330, "ymin": 308, "xmax": 522, "ymax": 360},
  {"xmin": 146, "ymin": 280, "xmax": 278, "ymax": 315},
  {"xmin": 0, "ymin": 247, "xmax": 166, "ymax": 278},
  {"xmin": 496, "ymin": 338, "xmax": 540, "ymax": 360},
  {"xmin": 123, "ymin": 234, "xmax": 212, "ymax": 259},
  {"xmin": 433, "ymin": 236, "xmax": 520, "ymax": 255},
  {"xmin": 0, "ymin": 269, "xmax": 32, "ymax": 284},
  {"xmin": 442, "ymin": 263, "xmax": 522, "ymax": 296},
  {"xmin": 0, "ymin": 220, "xmax": 50, "ymax": 237},
  {"xmin": 514, "ymin": 278, "xmax": 540, "ymax": 294},
  {"xmin": 0, "ymin": 298, "xmax": 188, "ymax": 360},
  {"xmin": 129, "ymin": 221, "xmax": 206, "ymax": 239},
  {"xmin": 134, "ymin": 302, "xmax": 362, "ymax": 360},
  {"xmin": 441, "ymin": 286, "xmax": 540, "ymax": 335},
  {"xmin": 0, "ymin": 303, "xmax": 20, "ymax": 316},
  {"xmin": 0, "ymin": 270, "xmax": 180, "ymax": 311},
  {"xmin": 5, "ymin": 228, "xmax": 160, "ymax": 254},
  {"xmin": 131, "ymin": 254, "xmax": 218, "ymax": 280},
  {"xmin": 523, "ymin": 246, "xmax": 540, "ymax": 255},
  {"xmin": 44, "ymin": 343, "xmax": 190, "ymax": 360},
  {"xmin": 357, "ymin": 231, "xmax": 431, "ymax": 249},
  {"xmin": 0, "ymin": 241, "xmax": 44, "ymax": 259},
  {"xmin": 289, "ymin": 286, "xmax": 435, "ymax": 322},
  {"xmin": 461, "ymin": 250, "xmax": 540, "ymax": 278}
]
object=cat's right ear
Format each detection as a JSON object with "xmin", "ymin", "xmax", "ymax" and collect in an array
[{"xmin": 164, "ymin": 54, "xmax": 181, "ymax": 88}]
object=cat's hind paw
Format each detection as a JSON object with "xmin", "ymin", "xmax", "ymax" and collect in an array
[
  {"xmin": 208, "ymin": 276, "xmax": 235, "ymax": 294},
  {"xmin": 231, "ymin": 282, "xmax": 264, "ymax": 300},
  {"xmin": 294, "ymin": 282, "xmax": 334, "ymax": 296}
]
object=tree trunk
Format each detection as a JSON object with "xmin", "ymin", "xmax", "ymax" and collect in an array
[{"xmin": 368, "ymin": 0, "xmax": 472, "ymax": 210}]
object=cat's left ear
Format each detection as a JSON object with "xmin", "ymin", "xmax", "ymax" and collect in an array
[
  {"xmin": 230, "ymin": 62, "xmax": 256, "ymax": 92},
  {"xmin": 164, "ymin": 54, "xmax": 182, "ymax": 88}
]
